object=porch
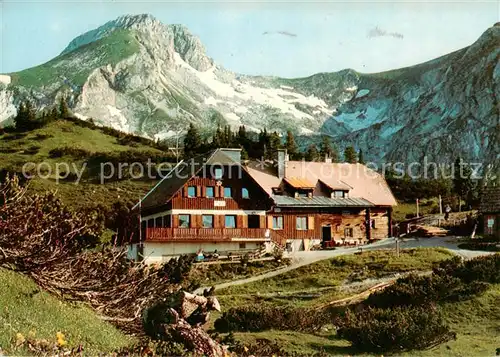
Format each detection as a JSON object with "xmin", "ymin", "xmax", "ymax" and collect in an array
[{"xmin": 145, "ymin": 227, "xmax": 273, "ymax": 242}]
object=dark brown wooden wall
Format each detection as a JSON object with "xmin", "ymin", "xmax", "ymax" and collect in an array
[{"xmin": 171, "ymin": 165, "xmax": 271, "ymax": 211}]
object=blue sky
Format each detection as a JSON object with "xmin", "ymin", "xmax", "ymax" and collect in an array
[{"xmin": 0, "ymin": 1, "xmax": 498, "ymax": 77}]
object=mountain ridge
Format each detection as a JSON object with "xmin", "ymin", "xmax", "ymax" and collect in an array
[{"xmin": 0, "ymin": 14, "xmax": 498, "ymax": 167}]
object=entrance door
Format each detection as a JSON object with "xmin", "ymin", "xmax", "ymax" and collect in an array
[{"xmin": 322, "ymin": 225, "xmax": 332, "ymax": 242}]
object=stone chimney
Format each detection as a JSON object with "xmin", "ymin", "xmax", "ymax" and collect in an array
[
  {"xmin": 277, "ymin": 149, "xmax": 287, "ymax": 178},
  {"xmin": 325, "ymin": 154, "xmax": 332, "ymax": 163}
]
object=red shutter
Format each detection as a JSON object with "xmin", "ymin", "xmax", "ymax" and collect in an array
[{"xmin": 196, "ymin": 186, "xmax": 201, "ymax": 197}]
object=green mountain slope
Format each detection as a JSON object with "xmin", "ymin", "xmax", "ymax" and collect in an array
[{"xmin": 0, "ymin": 268, "xmax": 133, "ymax": 354}]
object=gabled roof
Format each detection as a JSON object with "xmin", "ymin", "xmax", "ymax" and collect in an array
[
  {"xmin": 246, "ymin": 160, "xmax": 397, "ymax": 207},
  {"xmin": 480, "ymin": 186, "xmax": 500, "ymax": 213},
  {"xmin": 138, "ymin": 149, "xmax": 240, "ymax": 210}
]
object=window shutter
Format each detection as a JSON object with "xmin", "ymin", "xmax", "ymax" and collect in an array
[
  {"xmin": 237, "ymin": 215, "xmax": 243, "ymax": 228},
  {"xmin": 220, "ymin": 186, "xmax": 225, "ymax": 198},
  {"xmin": 173, "ymin": 215, "xmax": 179, "ymax": 228},
  {"xmin": 308, "ymin": 216, "xmax": 315, "ymax": 230},
  {"xmin": 202, "ymin": 186, "xmax": 206, "ymax": 197},
  {"xmin": 183, "ymin": 187, "xmax": 188, "ymax": 197},
  {"xmin": 242, "ymin": 215, "xmax": 248, "ymax": 228},
  {"xmin": 214, "ymin": 186, "xmax": 219, "ymax": 198},
  {"xmin": 196, "ymin": 186, "xmax": 201, "ymax": 197},
  {"xmin": 267, "ymin": 216, "xmax": 273, "ymax": 229}
]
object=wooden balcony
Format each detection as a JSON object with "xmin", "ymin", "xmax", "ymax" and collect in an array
[{"xmin": 145, "ymin": 227, "xmax": 273, "ymax": 242}]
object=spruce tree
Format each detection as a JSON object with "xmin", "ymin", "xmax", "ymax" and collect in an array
[
  {"xmin": 358, "ymin": 149, "xmax": 365, "ymax": 164},
  {"xmin": 266, "ymin": 131, "xmax": 281, "ymax": 160},
  {"xmin": 285, "ymin": 130, "xmax": 299, "ymax": 160},
  {"xmin": 453, "ymin": 157, "xmax": 473, "ymax": 212},
  {"xmin": 59, "ymin": 96, "xmax": 70, "ymax": 118},
  {"xmin": 183, "ymin": 123, "xmax": 202, "ymax": 158},
  {"xmin": 305, "ymin": 144, "xmax": 319, "ymax": 161},
  {"xmin": 344, "ymin": 146, "xmax": 358, "ymax": 164},
  {"xmin": 319, "ymin": 135, "xmax": 339, "ymax": 162},
  {"xmin": 14, "ymin": 101, "xmax": 37, "ymax": 131}
]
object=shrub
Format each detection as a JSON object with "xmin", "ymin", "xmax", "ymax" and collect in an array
[
  {"xmin": 337, "ymin": 305, "xmax": 456, "ymax": 353},
  {"xmin": 435, "ymin": 254, "xmax": 500, "ymax": 284},
  {"xmin": 366, "ymin": 273, "xmax": 489, "ymax": 308},
  {"xmin": 214, "ymin": 305, "xmax": 339, "ymax": 333},
  {"xmin": 48, "ymin": 146, "xmax": 91, "ymax": 159}
]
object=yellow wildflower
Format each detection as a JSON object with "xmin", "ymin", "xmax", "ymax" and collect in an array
[
  {"xmin": 56, "ymin": 332, "xmax": 67, "ymax": 347},
  {"xmin": 15, "ymin": 332, "xmax": 25, "ymax": 346}
]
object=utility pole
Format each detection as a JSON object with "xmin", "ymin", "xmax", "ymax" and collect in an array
[
  {"xmin": 439, "ymin": 195, "xmax": 443, "ymax": 215},
  {"xmin": 395, "ymin": 237, "xmax": 400, "ymax": 257},
  {"xmin": 416, "ymin": 198, "xmax": 420, "ymax": 218}
]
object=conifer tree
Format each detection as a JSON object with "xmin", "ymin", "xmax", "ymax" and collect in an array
[
  {"xmin": 344, "ymin": 146, "xmax": 358, "ymax": 164},
  {"xmin": 453, "ymin": 157, "xmax": 473, "ymax": 212},
  {"xmin": 59, "ymin": 96, "xmax": 70, "ymax": 118},
  {"xmin": 183, "ymin": 123, "xmax": 202, "ymax": 158},
  {"xmin": 319, "ymin": 135, "xmax": 339, "ymax": 162},
  {"xmin": 285, "ymin": 130, "xmax": 299, "ymax": 160},
  {"xmin": 304, "ymin": 144, "xmax": 319, "ymax": 161},
  {"xmin": 358, "ymin": 149, "xmax": 365, "ymax": 164}
]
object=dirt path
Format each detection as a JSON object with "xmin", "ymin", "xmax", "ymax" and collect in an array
[{"xmin": 193, "ymin": 237, "xmax": 493, "ymax": 295}]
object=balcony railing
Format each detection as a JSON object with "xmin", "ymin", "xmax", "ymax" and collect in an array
[{"xmin": 145, "ymin": 227, "xmax": 272, "ymax": 241}]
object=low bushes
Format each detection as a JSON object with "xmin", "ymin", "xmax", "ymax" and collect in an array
[
  {"xmin": 48, "ymin": 146, "xmax": 91, "ymax": 159},
  {"xmin": 434, "ymin": 254, "xmax": 500, "ymax": 284},
  {"xmin": 214, "ymin": 305, "xmax": 339, "ymax": 333},
  {"xmin": 366, "ymin": 274, "xmax": 489, "ymax": 308},
  {"xmin": 337, "ymin": 305, "xmax": 456, "ymax": 353}
]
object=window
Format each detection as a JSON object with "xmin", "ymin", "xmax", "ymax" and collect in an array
[
  {"xmin": 224, "ymin": 187, "xmax": 232, "ymax": 198},
  {"xmin": 179, "ymin": 214, "xmax": 190, "ymax": 228},
  {"xmin": 163, "ymin": 215, "xmax": 171, "ymax": 228},
  {"xmin": 187, "ymin": 186, "xmax": 196, "ymax": 197},
  {"xmin": 344, "ymin": 228, "xmax": 354, "ymax": 237},
  {"xmin": 147, "ymin": 219, "xmax": 155, "ymax": 228},
  {"xmin": 239, "ymin": 242, "xmax": 246, "ymax": 249},
  {"xmin": 334, "ymin": 190, "xmax": 345, "ymax": 198},
  {"xmin": 486, "ymin": 216, "xmax": 495, "ymax": 234},
  {"xmin": 248, "ymin": 215, "xmax": 260, "ymax": 228},
  {"xmin": 155, "ymin": 217, "xmax": 163, "ymax": 227},
  {"xmin": 297, "ymin": 192, "xmax": 308, "ymax": 198},
  {"xmin": 296, "ymin": 216, "xmax": 307, "ymax": 230},
  {"xmin": 214, "ymin": 167, "xmax": 223, "ymax": 180},
  {"xmin": 225, "ymin": 215, "xmax": 236, "ymax": 228},
  {"xmin": 206, "ymin": 186, "xmax": 214, "ymax": 198},
  {"xmin": 202, "ymin": 215, "xmax": 214, "ymax": 228},
  {"xmin": 273, "ymin": 216, "xmax": 284, "ymax": 230},
  {"xmin": 242, "ymin": 187, "xmax": 249, "ymax": 199}
]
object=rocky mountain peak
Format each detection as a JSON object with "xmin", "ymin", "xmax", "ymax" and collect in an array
[{"xmin": 168, "ymin": 24, "xmax": 213, "ymax": 71}]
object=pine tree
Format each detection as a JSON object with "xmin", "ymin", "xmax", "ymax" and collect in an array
[
  {"xmin": 266, "ymin": 131, "xmax": 281, "ymax": 160},
  {"xmin": 358, "ymin": 149, "xmax": 365, "ymax": 164},
  {"xmin": 183, "ymin": 123, "xmax": 202, "ymax": 158},
  {"xmin": 59, "ymin": 96, "xmax": 70, "ymax": 118},
  {"xmin": 453, "ymin": 157, "xmax": 473, "ymax": 212},
  {"xmin": 285, "ymin": 130, "xmax": 299, "ymax": 160},
  {"xmin": 304, "ymin": 144, "xmax": 319, "ymax": 161},
  {"xmin": 212, "ymin": 125, "xmax": 224, "ymax": 148},
  {"xmin": 319, "ymin": 135, "xmax": 332, "ymax": 159},
  {"xmin": 344, "ymin": 146, "xmax": 357, "ymax": 164},
  {"xmin": 14, "ymin": 101, "xmax": 37, "ymax": 131}
]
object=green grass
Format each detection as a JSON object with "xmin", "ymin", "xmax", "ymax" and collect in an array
[
  {"xmin": 0, "ymin": 120, "xmax": 165, "ymax": 209},
  {"xmin": 10, "ymin": 29, "xmax": 140, "ymax": 89},
  {"xmin": 393, "ymin": 198, "xmax": 439, "ymax": 222},
  {"xmin": 0, "ymin": 269, "xmax": 133, "ymax": 354},
  {"xmin": 226, "ymin": 284, "xmax": 500, "ymax": 357},
  {"xmin": 189, "ymin": 259, "xmax": 291, "ymax": 287},
  {"xmin": 217, "ymin": 248, "xmax": 454, "ymax": 298}
]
